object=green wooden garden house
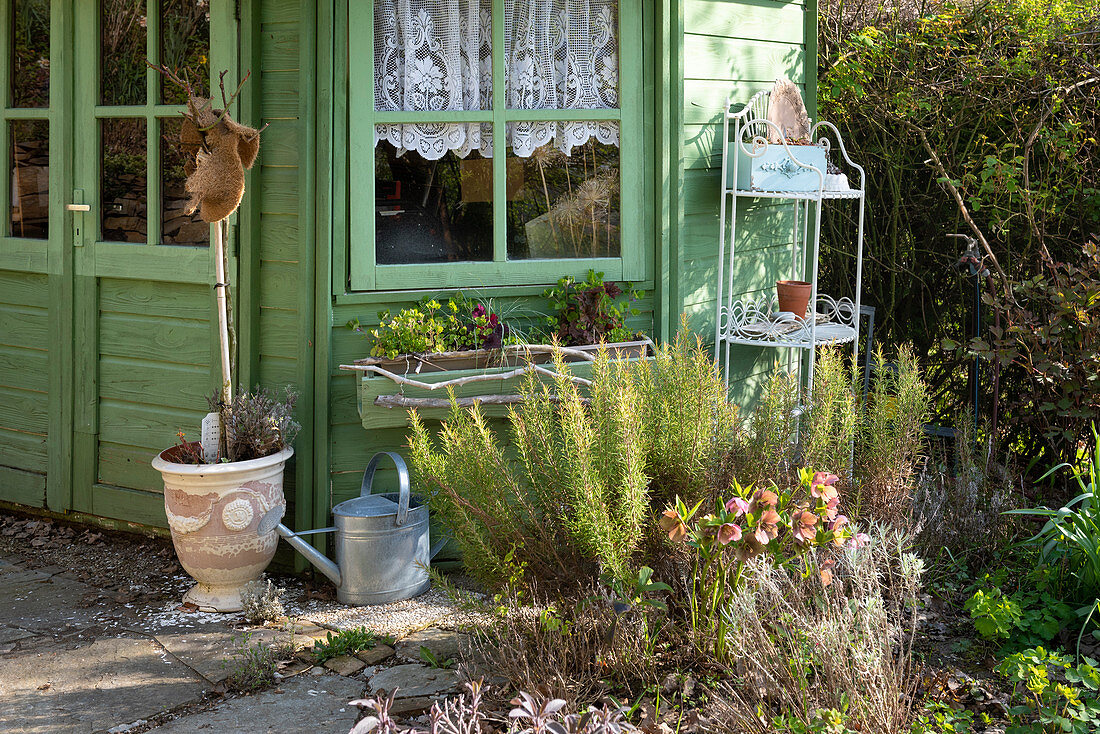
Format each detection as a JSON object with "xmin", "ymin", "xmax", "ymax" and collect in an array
[{"xmin": 0, "ymin": 0, "xmax": 818, "ymax": 537}]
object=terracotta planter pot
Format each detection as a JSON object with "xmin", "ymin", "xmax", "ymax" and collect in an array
[
  {"xmin": 152, "ymin": 444, "xmax": 293, "ymax": 612},
  {"xmin": 776, "ymin": 280, "xmax": 813, "ymax": 319}
]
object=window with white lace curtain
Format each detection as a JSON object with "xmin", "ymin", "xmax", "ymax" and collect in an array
[{"xmin": 347, "ymin": 0, "xmax": 643, "ymax": 291}]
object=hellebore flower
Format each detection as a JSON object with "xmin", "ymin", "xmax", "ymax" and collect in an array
[
  {"xmin": 849, "ymin": 532, "xmax": 871, "ymax": 549},
  {"xmin": 725, "ymin": 497, "xmax": 751, "ymax": 516},
  {"xmin": 792, "ymin": 509, "xmax": 818, "ymax": 545},
  {"xmin": 829, "ymin": 515, "xmax": 849, "ymax": 545},
  {"xmin": 754, "ymin": 489, "xmax": 779, "ymax": 508},
  {"xmin": 718, "ymin": 523, "xmax": 742, "ymax": 545},
  {"xmin": 824, "ymin": 496, "xmax": 840, "ymax": 520},
  {"xmin": 811, "ymin": 472, "xmax": 840, "ymax": 501},
  {"xmin": 660, "ymin": 509, "xmax": 687, "ymax": 543},
  {"xmin": 820, "ymin": 558, "xmax": 836, "ymax": 587}
]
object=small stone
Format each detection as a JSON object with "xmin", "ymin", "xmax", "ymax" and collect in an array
[
  {"xmin": 324, "ymin": 655, "xmax": 366, "ymax": 676},
  {"xmin": 387, "ymin": 696, "xmax": 441, "ymax": 717},
  {"xmin": 310, "ymin": 666, "xmax": 326, "ymax": 676},
  {"xmin": 355, "ymin": 645, "xmax": 394, "ymax": 666}
]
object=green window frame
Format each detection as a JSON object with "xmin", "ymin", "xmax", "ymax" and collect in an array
[{"xmin": 345, "ymin": 0, "xmax": 644, "ymax": 292}]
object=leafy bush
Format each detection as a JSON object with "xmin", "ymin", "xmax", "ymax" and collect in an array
[
  {"xmin": 996, "ymin": 647, "xmax": 1100, "ymax": 734},
  {"xmin": 964, "ymin": 583, "xmax": 1074, "ymax": 648},
  {"xmin": 222, "ymin": 632, "xmax": 294, "ymax": 693},
  {"xmin": 408, "ymin": 349, "xmax": 648, "ymax": 587},
  {"xmin": 965, "ymin": 244, "xmax": 1100, "ymax": 467},
  {"xmin": 240, "ymin": 579, "xmax": 285, "ymax": 624},
  {"xmin": 819, "ymin": 0, "xmax": 1100, "ymax": 444},
  {"xmin": 543, "ymin": 270, "xmax": 642, "ymax": 346}
]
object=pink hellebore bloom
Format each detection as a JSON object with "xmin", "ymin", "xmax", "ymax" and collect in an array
[
  {"xmin": 825, "ymin": 496, "xmax": 840, "ymax": 520},
  {"xmin": 792, "ymin": 510, "xmax": 818, "ymax": 545},
  {"xmin": 718, "ymin": 523, "xmax": 742, "ymax": 545},
  {"xmin": 660, "ymin": 509, "xmax": 687, "ymax": 543},
  {"xmin": 849, "ymin": 532, "xmax": 871, "ymax": 549},
  {"xmin": 754, "ymin": 527, "xmax": 771, "ymax": 546},
  {"xmin": 810, "ymin": 472, "xmax": 840, "ymax": 499},
  {"xmin": 725, "ymin": 497, "xmax": 751, "ymax": 516}
]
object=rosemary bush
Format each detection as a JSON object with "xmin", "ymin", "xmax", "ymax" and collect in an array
[{"xmin": 408, "ymin": 350, "xmax": 648, "ymax": 587}]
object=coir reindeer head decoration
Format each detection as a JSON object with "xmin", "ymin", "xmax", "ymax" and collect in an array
[{"xmin": 149, "ymin": 64, "xmax": 266, "ymax": 223}]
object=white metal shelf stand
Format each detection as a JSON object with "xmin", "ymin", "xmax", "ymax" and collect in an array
[{"xmin": 714, "ymin": 90, "xmax": 866, "ymax": 401}]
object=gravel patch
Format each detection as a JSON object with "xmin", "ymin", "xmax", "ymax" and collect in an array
[{"xmin": 301, "ymin": 588, "xmax": 488, "ymax": 638}]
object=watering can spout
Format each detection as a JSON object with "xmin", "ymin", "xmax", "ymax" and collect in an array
[{"xmin": 275, "ymin": 523, "xmax": 342, "ymax": 588}]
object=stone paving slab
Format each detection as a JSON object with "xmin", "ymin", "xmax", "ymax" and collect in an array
[
  {"xmin": 148, "ymin": 674, "xmax": 363, "ymax": 733},
  {"xmin": 0, "ymin": 562, "xmax": 101, "ymax": 631},
  {"xmin": 151, "ymin": 626, "xmax": 295, "ymax": 684},
  {"xmin": 0, "ymin": 635, "xmax": 207, "ymax": 734}
]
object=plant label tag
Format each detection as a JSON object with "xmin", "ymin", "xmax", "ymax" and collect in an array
[{"xmin": 200, "ymin": 412, "xmax": 221, "ymax": 463}]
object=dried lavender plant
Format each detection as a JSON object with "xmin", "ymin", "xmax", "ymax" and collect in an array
[
  {"xmin": 708, "ymin": 526, "xmax": 922, "ymax": 734},
  {"xmin": 210, "ymin": 386, "xmax": 301, "ymax": 462}
]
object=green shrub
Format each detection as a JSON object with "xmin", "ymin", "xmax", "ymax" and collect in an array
[
  {"xmin": 964, "ymin": 583, "xmax": 1075, "ymax": 648},
  {"xmin": 542, "ymin": 269, "xmax": 642, "ymax": 346},
  {"xmin": 311, "ymin": 626, "xmax": 378, "ymax": 663},
  {"xmin": 409, "ymin": 349, "xmax": 648, "ymax": 587}
]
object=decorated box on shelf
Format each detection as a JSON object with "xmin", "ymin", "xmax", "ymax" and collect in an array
[{"xmin": 727, "ymin": 142, "xmax": 828, "ymax": 192}]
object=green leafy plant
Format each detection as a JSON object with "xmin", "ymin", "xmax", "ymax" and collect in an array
[
  {"xmin": 909, "ymin": 701, "xmax": 982, "ymax": 733},
  {"xmin": 171, "ymin": 386, "xmax": 300, "ymax": 464},
  {"xmin": 773, "ymin": 708, "xmax": 859, "ymax": 734},
  {"xmin": 311, "ymin": 626, "xmax": 378, "ymax": 663},
  {"xmin": 996, "ymin": 647, "xmax": 1100, "ymax": 734},
  {"xmin": 543, "ymin": 269, "xmax": 642, "ymax": 346},
  {"xmin": 350, "ymin": 294, "xmax": 509, "ymax": 359},
  {"xmin": 964, "ymin": 581, "xmax": 1075, "ymax": 648},
  {"xmin": 1009, "ymin": 424, "xmax": 1100, "ymax": 602},
  {"xmin": 419, "ymin": 645, "xmax": 456, "ymax": 670}
]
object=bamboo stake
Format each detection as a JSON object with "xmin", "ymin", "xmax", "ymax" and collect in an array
[
  {"xmin": 375, "ymin": 394, "xmax": 589, "ymax": 409},
  {"xmin": 342, "ymin": 362, "xmax": 593, "ymax": 391},
  {"xmin": 213, "ymin": 218, "xmax": 232, "ymax": 404}
]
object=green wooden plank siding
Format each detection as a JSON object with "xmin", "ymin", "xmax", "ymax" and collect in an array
[{"xmin": 674, "ymin": 0, "xmax": 815, "ymax": 408}]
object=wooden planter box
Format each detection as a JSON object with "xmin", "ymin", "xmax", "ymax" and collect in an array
[{"xmin": 349, "ymin": 341, "xmax": 654, "ymax": 430}]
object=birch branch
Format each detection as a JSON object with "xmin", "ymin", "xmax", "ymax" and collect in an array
[
  {"xmin": 340, "ymin": 362, "xmax": 593, "ymax": 391},
  {"xmin": 375, "ymin": 394, "xmax": 589, "ymax": 409}
]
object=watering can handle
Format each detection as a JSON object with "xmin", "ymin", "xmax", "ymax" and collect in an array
[{"xmin": 361, "ymin": 451, "xmax": 412, "ymax": 526}]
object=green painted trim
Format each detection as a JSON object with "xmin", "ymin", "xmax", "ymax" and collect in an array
[
  {"xmin": 330, "ymin": 0, "xmax": 349, "ymax": 296},
  {"xmin": 238, "ymin": 0, "xmax": 261, "ymax": 390},
  {"xmin": 0, "ymin": 465, "xmax": 46, "ymax": 507},
  {"xmin": 670, "ymin": 0, "xmax": 685, "ymax": 336},
  {"xmin": 804, "ymin": 0, "xmax": 818, "ymax": 121},
  {"xmin": 332, "ymin": 278, "xmax": 658, "ymax": 306},
  {"xmin": 146, "ymin": 4, "xmax": 160, "ymax": 246},
  {"xmin": 346, "ymin": 0, "xmax": 374, "ymax": 291},
  {"xmin": 0, "ymin": 242, "xmax": 48, "ymax": 272},
  {"xmin": 2, "ymin": 107, "xmax": 49, "ymax": 119},
  {"xmin": 491, "ymin": 0, "xmax": 505, "ymax": 264},
  {"xmin": 298, "ymin": 0, "xmax": 321, "ymax": 544},
  {"xmin": 0, "ymin": 499, "xmax": 170, "ymax": 537},
  {"xmin": 94, "ymin": 104, "xmax": 188, "ymax": 118},
  {"xmin": 314, "ymin": 0, "xmax": 336, "ymax": 547},
  {"xmin": 375, "ymin": 258, "xmax": 624, "ymax": 291},
  {"xmin": 46, "ymin": 0, "xmax": 74, "ymax": 513}
]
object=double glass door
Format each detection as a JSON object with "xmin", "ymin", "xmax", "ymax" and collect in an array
[{"xmin": 0, "ymin": 0, "xmax": 236, "ymax": 523}]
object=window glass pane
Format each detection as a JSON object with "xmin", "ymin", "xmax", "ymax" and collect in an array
[
  {"xmin": 11, "ymin": 0, "xmax": 50, "ymax": 108},
  {"xmin": 159, "ymin": 0, "xmax": 210, "ymax": 104},
  {"xmin": 375, "ymin": 136, "xmax": 493, "ymax": 264},
  {"xmin": 507, "ymin": 136, "xmax": 619, "ymax": 260},
  {"xmin": 160, "ymin": 117, "xmax": 207, "ymax": 246},
  {"xmin": 101, "ymin": 0, "xmax": 147, "ymax": 105},
  {"xmin": 9, "ymin": 120, "xmax": 48, "ymax": 239},
  {"xmin": 101, "ymin": 118, "xmax": 147, "ymax": 243},
  {"xmin": 374, "ymin": 0, "xmax": 492, "ymax": 112},
  {"xmin": 504, "ymin": 0, "xmax": 618, "ymax": 110}
]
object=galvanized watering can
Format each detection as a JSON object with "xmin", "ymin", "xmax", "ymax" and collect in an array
[{"xmin": 272, "ymin": 452, "xmax": 440, "ymax": 605}]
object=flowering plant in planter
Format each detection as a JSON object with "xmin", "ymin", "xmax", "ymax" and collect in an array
[
  {"xmin": 542, "ymin": 269, "xmax": 643, "ymax": 346},
  {"xmin": 348, "ymin": 294, "xmax": 510, "ymax": 360},
  {"xmin": 660, "ymin": 468, "xmax": 867, "ymax": 661}
]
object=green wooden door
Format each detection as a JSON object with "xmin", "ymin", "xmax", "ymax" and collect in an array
[{"xmin": 68, "ymin": 0, "xmax": 237, "ymax": 524}]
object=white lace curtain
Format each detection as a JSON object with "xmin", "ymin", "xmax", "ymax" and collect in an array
[{"xmin": 373, "ymin": 0, "xmax": 619, "ymax": 160}]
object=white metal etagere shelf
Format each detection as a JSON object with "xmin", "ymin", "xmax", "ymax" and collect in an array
[{"xmin": 714, "ymin": 90, "xmax": 866, "ymax": 398}]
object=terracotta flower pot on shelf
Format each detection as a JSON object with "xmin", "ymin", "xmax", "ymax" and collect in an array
[
  {"xmin": 152, "ymin": 444, "xmax": 292, "ymax": 612},
  {"xmin": 776, "ymin": 280, "xmax": 813, "ymax": 319}
]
